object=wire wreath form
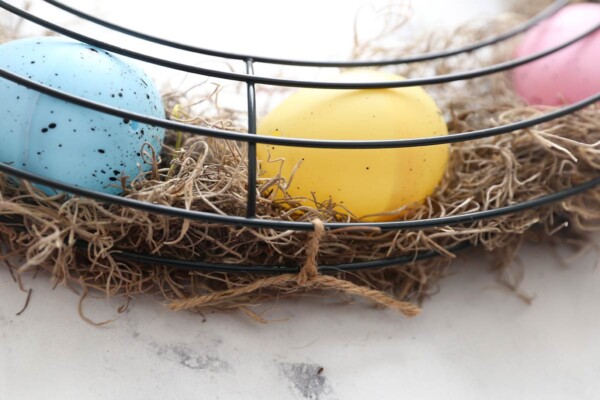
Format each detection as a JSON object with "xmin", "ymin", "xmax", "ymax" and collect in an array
[{"xmin": 0, "ymin": 0, "xmax": 598, "ymax": 317}]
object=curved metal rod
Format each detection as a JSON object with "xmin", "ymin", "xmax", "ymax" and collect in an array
[
  {"xmin": 111, "ymin": 242, "xmax": 473, "ymax": 274},
  {"xmin": 0, "ymin": 63, "xmax": 598, "ymax": 149},
  {"xmin": 0, "ymin": 211, "xmax": 468, "ymax": 273},
  {"xmin": 0, "ymin": 211, "xmax": 468, "ymax": 272},
  {"xmin": 0, "ymin": 1, "xmax": 598, "ymax": 89},
  {"xmin": 1, "ymin": 161, "xmax": 599, "ymax": 232},
  {"xmin": 43, "ymin": 0, "xmax": 568, "ymax": 67}
]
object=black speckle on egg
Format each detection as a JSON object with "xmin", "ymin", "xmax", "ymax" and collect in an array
[
  {"xmin": 123, "ymin": 118, "xmax": 130, "ymax": 124},
  {"xmin": 101, "ymin": 169, "xmax": 106, "ymax": 174},
  {"xmin": 89, "ymin": 48, "xmax": 98, "ymax": 53},
  {"xmin": 49, "ymin": 123, "xmax": 57, "ymax": 129},
  {"xmin": 109, "ymin": 177, "xmax": 117, "ymax": 182},
  {"xmin": 113, "ymin": 170, "xmax": 120, "ymax": 176},
  {"xmin": 98, "ymin": 149, "xmax": 106, "ymax": 154}
]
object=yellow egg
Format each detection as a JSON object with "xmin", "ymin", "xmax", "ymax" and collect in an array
[{"xmin": 257, "ymin": 70, "xmax": 449, "ymax": 221}]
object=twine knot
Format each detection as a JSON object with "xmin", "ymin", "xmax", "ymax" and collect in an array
[
  {"xmin": 169, "ymin": 218, "xmax": 421, "ymax": 318},
  {"xmin": 297, "ymin": 219, "xmax": 324, "ymax": 287}
]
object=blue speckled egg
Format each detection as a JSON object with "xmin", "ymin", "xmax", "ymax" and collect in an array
[{"xmin": 0, "ymin": 36, "xmax": 165, "ymax": 195}]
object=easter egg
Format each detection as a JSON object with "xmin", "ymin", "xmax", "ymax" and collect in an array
[
  {"xmin": 0, "ymin": 37, "xmax": 165, "ymax": 195},
  {"xmin": 511, "ymin": 3, "xmax": 600, "ymax": 106},
  {"xmin": 257, "ymin": 70, "xmax": 449, "ymax": 222}
]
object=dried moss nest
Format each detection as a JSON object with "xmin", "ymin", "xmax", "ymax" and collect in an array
[{"xmin": 1, "ymin": 3, "xmax": 599, "ymax": 321}]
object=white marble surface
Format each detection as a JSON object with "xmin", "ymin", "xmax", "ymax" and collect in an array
[{"xmin": 1, "ymin": 241, "xmax": 600, "ymax": 400}]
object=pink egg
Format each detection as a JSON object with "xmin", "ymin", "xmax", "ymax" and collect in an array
[{"xmin": 511, "ymin": 3, "xmax": 600, "ymax": 106}]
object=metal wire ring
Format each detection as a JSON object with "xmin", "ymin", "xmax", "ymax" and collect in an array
[
  {"xmin": 0, "ymin": 0, "xmax": 597, "ymax": 273},
  {"xmin": 1, "ymin": 1, "xmax": 597, "ymax": 89},
  {"xmin": 43, "ymin": 0, "xmax": 568, "ymax": 67}
]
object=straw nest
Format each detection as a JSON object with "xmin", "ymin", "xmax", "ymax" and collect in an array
[{"xmin": 1, "ymin": 1, "xmax": 598, "ymax": 322}]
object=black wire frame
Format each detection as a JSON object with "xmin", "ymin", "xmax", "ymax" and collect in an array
[
  {"xmin": 2, "ymin": 1, "xmax": 599, "ymax": 89},
  {"xmin": 42, "ymin": 0, "xmax": 569, "ymax": 67},
  {"xmin": 0, "ymin": 0, "xmax": 598, "ymax": 273}
]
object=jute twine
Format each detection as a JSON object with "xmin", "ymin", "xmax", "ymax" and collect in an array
[{"xmin": 169, "ymin": 219, "xmax": 421, "ymax": 317}]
